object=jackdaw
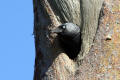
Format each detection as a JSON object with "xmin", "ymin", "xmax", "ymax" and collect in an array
[{"xmin": 51, "ymin": 23, "xmax": 81, "ymax": 59}]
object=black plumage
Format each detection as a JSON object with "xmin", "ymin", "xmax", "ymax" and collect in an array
[{"xmin": 51, "ymin": 23, "xmax": 81, "ymax": 59}]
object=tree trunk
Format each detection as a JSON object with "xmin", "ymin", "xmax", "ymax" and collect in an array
[{"xmin": 33, "ymin": 0, "xmax": 120, "ymax": 80}]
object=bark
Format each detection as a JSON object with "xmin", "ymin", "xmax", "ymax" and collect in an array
[{"xmin": 33, "ymin": 0, "xmax": 120, "ymax": 80}]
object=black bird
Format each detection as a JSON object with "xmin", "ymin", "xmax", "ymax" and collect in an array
[{"xmin": 51, "ymin": 23, "xmax": 81, "ymax": 59}]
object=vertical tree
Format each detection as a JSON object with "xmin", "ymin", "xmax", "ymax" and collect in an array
[{"xmin": 33, "ymin": 0, "xmax": 120, "ymax": 79}]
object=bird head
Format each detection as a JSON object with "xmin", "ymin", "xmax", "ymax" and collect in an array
[{"xmin": 51, "ymin": 23, "xmax": 80, "ymax": 37}]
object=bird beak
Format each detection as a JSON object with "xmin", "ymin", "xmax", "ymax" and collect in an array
[{"xmin": 51, "ymin": 27, "xmax": 62, "ymax": 33}]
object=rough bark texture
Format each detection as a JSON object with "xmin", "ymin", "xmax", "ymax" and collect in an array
[
  {"xmin": 75, "ymin": 0, "xmax": 120, "ymax": 79},
  {"xmin": 33, "ymin": 0, "xmax": 120, "ymax": 80}
]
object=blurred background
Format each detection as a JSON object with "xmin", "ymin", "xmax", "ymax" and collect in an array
[{"xmin": 0, "ymin": 0, "xmax": 35, "ymax": 80}]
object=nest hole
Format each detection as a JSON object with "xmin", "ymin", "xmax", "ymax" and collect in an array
[{"xmin": 58, "ymin": 38, "xmax": 81, "ymax": 60}]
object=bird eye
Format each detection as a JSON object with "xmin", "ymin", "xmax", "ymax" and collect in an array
[{"xmin": 62, "ymin": 26, "xmax": 66, "ymax": 29}]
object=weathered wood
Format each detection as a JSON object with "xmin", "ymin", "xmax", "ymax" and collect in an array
[
  {"xmin": 77, "ymin": 0, "xmax": 103, "ymax": 63},
  {"xmin": 33, "ymin": 0, "xmax": 104, "ymax": 79},
  {"xmin": 48, "ymin": 0, "xmax": 81, "ymax": 26}
]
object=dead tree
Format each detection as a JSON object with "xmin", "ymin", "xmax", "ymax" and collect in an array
[{"xmin": 33, "ymin": 0, "xmax": 120, "ymax": 80}]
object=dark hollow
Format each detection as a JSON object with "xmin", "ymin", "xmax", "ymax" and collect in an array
[{"xmin": 58, "ymin": 35, "xmax": 81, "ymax": 59}]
